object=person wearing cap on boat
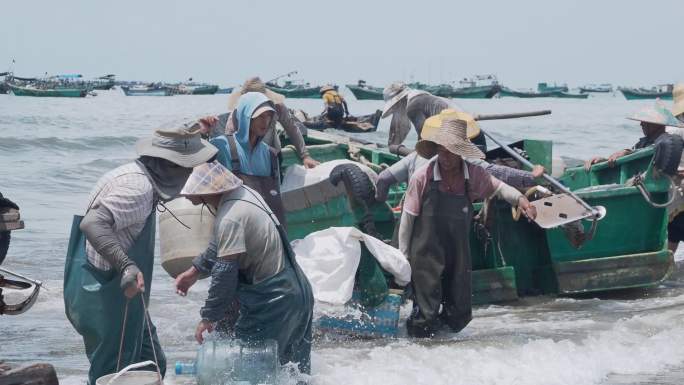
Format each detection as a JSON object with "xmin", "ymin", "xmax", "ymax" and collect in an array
[
  {"xmin": 177, "ymin": 161, "xmax": 314, "ymax": 374},
  {"xmin": 375, "ymin": 109, "xmax": 546, "ymax": 203},
  {"xmin": 320, "ymin": 84, "xmax": 349, "ymax": 128},
  {"xmin": 381, "ymin": 81, "xmax": 487, "ymax": 149},
  {"xmin": 199, "ymin": 77, "xmax": 320, "ymax": 169},
  {"xmin": 63, "ymin": 122, "xmax": 217, "ymax": 384},
  {"xmin": 398, "ymin": 117, "xmax": 537, "ymax": 338},
  {"xmin": 207, "ymin": 92, "xmax": 290, "ymax": 227},
  {"xmin": 584, "ymin": 102, "xmax": 684, "ymax": 252}
]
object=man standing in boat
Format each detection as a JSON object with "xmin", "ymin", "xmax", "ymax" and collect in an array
[
  {"xmin": 200, "ymin": 76, "xmax": 320, "ymax": 169},
  {"xmin": 381, "ymin": 82, "xmax": 487, "ymax": 149},
  {"xmin": 398, "ymin": 117, "xmax": 537, "ymax": 338},
  {"xmin": 585, "ymin": 102, "xmax": 684, "ymax": 253},
  {"xmin": 319, "ymin": 85, "xmax": 350, "ymax": 128},
  {"xmin": 63, "ymin": 123, "xmax": 216, "ymax": 384}
]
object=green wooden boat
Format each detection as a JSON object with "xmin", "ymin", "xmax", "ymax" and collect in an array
[
  {"xmin": 279, "ymin": 130, "xmax": 673, "ymax": 304},
  {"xmin": 449, "ymin": 84, "xmax": 500, "ymax": 99},
  {"xmin": 538, "ymin": 82, "xmax": 568, "ymax": 93},
  {"xmin": 7, "ymin": 83, "xmax": 87, "ymax": 97},
  {"xmin": 266, "ymin": 80, "xmax": 322, "ymax": 99},
  {"xmin": 620, "ymin": 86, "xmax": 674, "ymax": 100},
  {"xmin": 498, "ymin": 87, "xmax": 557, "ymax": 98},
  {"xmin": 347, "ymin": 82, "xmax": 384, "ymax": 100},
  {"xmin": 552, "ymin": 91, "xmax": 589, "ymax": 99}
]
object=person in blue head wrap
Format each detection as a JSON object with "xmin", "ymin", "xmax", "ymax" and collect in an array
[{"xmin": 209, "ymin": 92, "xmax": 287, "ymax": 226}]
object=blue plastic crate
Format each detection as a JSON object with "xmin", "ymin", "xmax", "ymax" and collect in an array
[{"xmin": 317, "ymin": 290, "xmax": 402, "ymax": 338}]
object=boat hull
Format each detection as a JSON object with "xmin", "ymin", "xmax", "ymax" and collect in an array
[
  {"xmin": 450, "ymin": 85, "xmax": 500, "ymax": 99},
  {"xmin": 121, "ymin": 87, "xmax": 172, "ymax": 96},
  {"xmin": 346, "ymin": 85, "xmax": 383, "ymax": 100},
  {"xmin": 620, "ymin": 88, "xmax": 673, "ymax": 100},
  {"xmin": 8, "ymin": 84, "xmax": 87, "ymax": 97},
  {"xmin": 266, "ymin": 85, "xmax": 320, "ymax": 99}
]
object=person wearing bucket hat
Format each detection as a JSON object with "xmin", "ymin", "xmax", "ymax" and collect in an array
[
  {"xmin": 381, "ymin": 81, "xmax": 488, "ymax": 150},
  {"xmin": 207, "ymin": 92, "xmax": 290, "ymax": 226},
  {"xmin": 199, "ymin": 76, "xmax": 320, "ymax": 169},
  {"xmin": 398, "ymin": 117, "xmax": 537, "ymax": 338},
  {"xmin": 375, "ymin": 110, "xmax": 545, "ymax": 203},
  {"xmin": 319, "ymin": 84, "xmax": 349, "ymax": 128},
  {"xmin": 63, "ymin": 122, "xmax": 216, "ymax": 384},
  {"xmin": 173, "ymin": 162, "xmax": 314, "ymax": 374}
]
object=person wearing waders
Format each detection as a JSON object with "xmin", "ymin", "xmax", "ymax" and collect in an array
[
  {"xmin": 63, "ymin": 124, "xmax": 216, "ymax": 384},
  {"xmin": 381, "ymin": 81, "xmax": 487, "ymax": 149},
  {"xmin": 320, "ymin": 85, "xmax": 349, "ymax": 128},
  {"xmin": 667, "ymin": 84, "xmax": 684, "ymax": 253},
  {"xmin": 398, "ymin": 117, "xmax": 537, "ymax": 338},
  {"xmin": 586, "ymin": 102, "xmax": 684, "ymax": 253},
  {"xmin": 198, "ymin": 77, "xmax": 320, "ymax": 169},
  {"xmin": 175, "ymin": 162, "xmax": 314, "ymax": 374}
]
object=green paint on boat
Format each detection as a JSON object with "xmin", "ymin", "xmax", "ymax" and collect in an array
[
  {"xmin": 8, "ymin": 84, "xmax": 87, "ymax": 97},
  {"xmin": 620, "ymin": 87, "xmax": 674, "ymax": 100},
  {"xmin": 347, "ymin": 84, "xmax": 384, "ymax": 100},
  {"xmin": 279, "ymin": 130, "xmax": 673, "ymax": 305}
]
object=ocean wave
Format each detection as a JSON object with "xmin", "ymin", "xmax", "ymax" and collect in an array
[{"xmin": 0, "ymin": 136, "xmax": 139, "ymax": 152}]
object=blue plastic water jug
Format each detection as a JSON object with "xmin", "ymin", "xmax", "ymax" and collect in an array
[{"xmin": 195, "ymin": 338, "xmax": 278, "ymax": 385}]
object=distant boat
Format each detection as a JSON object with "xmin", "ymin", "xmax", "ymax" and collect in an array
[
  {"xmin": 293, "ymin": 109, "xmax": 383, "ymax": 133},
  {"xmin": 579, "ymin": 84, "xmax": 613, "ymax": 93},
  {"xmin": 498, "ymin": 87, "xmax": 588, "ymax": 99},
  {"xmin": 408, "ymin": 75, "xmax": 500, "ymax": 99},
  {"xmin": 91, "ymin": 75, "xmax": 116, "ymax": 90},
  {"xmin": 266, "ymin": 79, "xmax": 322, "ymax": 99},
  {"xmin": 121, "ymin": 85, "xmax": 172, "ymax": 96},
  {"xmin": 346, "ymin": 80, "xmax": 383, "ymax": 100},
  {"xmin": 7, "ymin": 83, "xmax": 87, "ymax": 97},
  {"xmin": 216, "ymin": 87, "xmax": 234, "ymax": 94},
  {"xmin": 172, "ymin": 83, "xmax": 219, "ymax": 95},
  {"xmin": 537, "ymin": 82, "xmax": 569, "ymax": 93},
  {"xmin": 553, "ymin": 91, "xmax": 589, "ymax": 99},
  {"xmin": 620, "ymin": 85, "xmax": 673, "ymax": 100}
]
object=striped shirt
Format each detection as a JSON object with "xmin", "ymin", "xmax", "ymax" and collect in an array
[{"xmin": 84, "ymin": 162, "xmax": 155, "ymax": 270}]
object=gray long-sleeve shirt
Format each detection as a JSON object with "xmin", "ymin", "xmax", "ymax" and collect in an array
[{"xmin": 389, "ymin": 93, "xmax": 454, "ymax": 145}]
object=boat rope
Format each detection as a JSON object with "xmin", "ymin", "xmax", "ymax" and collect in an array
[
  {"xmin": 141, "ymin": 294, "xmax": 163, "ymax": 383},
  {"xmin": 116, "ymin": 299, "xmax": 130, "ymax": 372},
  {"xmin": 347, "ymin": 145, "xmax": 389, "ymax": 172},
  {"xmin": 631, "ymin": 173, "xmax": 681, "ymax": 209},
  {"xmin": 156, "ymin": 200, "xmax": 191, "ymax": 229}
]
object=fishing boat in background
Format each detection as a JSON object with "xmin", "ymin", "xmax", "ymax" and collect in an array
[
  {"xmin": 537, "ymin": 82, "xmax": 568, "ymax": 93},
  {"xmin": 0, "ymin": 72, "xmax": 8, "ymax": 94},
  {"xmin": 7, "ymin": 83, "xmax": 88, "ymax": 97},
  {"xmin": 346, "ymin": 80, "xmax": 384, "ymax": 100},
  {"xmin": 620, "ymin": 84, "xmax": 674, "ymax": 100},
  {"xmin": 120, "ymin": 84, "xmax": 173, "ymax": 96},
  {"xmin": 265, "ymin": 70, "xmax": 322, "ymax": 99},
  {"xmin": 579, "ymin": 83, "xmax": 613, "ymax": 93},
  {"xmin": 216, "ymin": 87, "xmax": 234, "ymax": 94},
  {"xmin": 171, "ymin": 79, "xmax": 219, "ymax": 95},
  {"xmin": 448, "ymin": 75, "xmax": 501, "ymax": 99},
  {"xmin": 553, "ymin": 91, "xmax": 589, "ymax": 99},
  {"xmin": 498, "ymin": 87, "xmax": 557, "ymax": 98},
  {"xmin": 90, "ymin": 74, "xmax": 116, "ymax": 90}
]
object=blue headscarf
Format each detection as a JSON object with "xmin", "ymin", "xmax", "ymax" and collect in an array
[{"xmin": 210, "ymin": 92, "xmax": 274, "ymax": 176}]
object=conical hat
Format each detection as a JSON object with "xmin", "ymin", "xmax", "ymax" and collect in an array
[
  {"xmin": 180, "ymin": 161, "xmax": 243, "ymax": 196},
  {"xmin": 381, "ymin": 82, "xmax": 410, "ymax": 118},
  {"xmin": 422, "ymin": 109, "xmax": 481, "ymax": 140},
  {"xmin": 672, "ymin": 83, "xmax": 684, "ymax": 118},
  {"xmin": 627, "ymin": 100, "xmax": 684, "ymax": 128},
  {"xmin": 416, "ymin": 117, "xmax": 485, "ymax": 159}
]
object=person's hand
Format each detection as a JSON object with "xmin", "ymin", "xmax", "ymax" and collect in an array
[
  {"xmin": 121, "ymin": 265, "xmax": 145, "ymax": 299},
  {"xmin": 302, "ymin": 156, "xmax": 320, "ymax": 169},
  {"xmin": 607, "ymin": 150, "xmax": 628, "ymax": 167},
  {"xmin": 531, "ymin": 165, "xmax": 545, "ymax": 178},
  {"xmin": 198, "ymin": 116, "xmax": 219, "ymax": 135},
  {"xmin": 195, "ymin": 319, "xmax": 214, "ymax": 344},
  {"xmin": 175, "ymin": 266, "xmax": 200, "ymax": 296},
  {"xmin": 584, "ymin": 157, "xmax": 606, "ymax": 171},
  {"xmin": 518, "ymin": 196, "xmax": 537, "ymax": 221}
]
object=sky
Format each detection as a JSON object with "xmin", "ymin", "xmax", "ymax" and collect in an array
[{"xmin": 2, "ymin": 0, "xmax": 683, "ymax": 89}]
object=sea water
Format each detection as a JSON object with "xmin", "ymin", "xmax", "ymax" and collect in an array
[{"xmin": 2, "ymin": 90, "xmax": 684, "ymax": 385}]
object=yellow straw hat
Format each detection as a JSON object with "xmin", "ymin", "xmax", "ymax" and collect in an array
[
  {"xmin": 672, "ymin": 83, "xmax": 684, "ymax": 118},
  {"xmin": 421, "ymin": 109, "xmax": 481, "ymax": 141},
  {"xmin": 416, "ymin": 117, "xmax": 485, "ymax": 160}
]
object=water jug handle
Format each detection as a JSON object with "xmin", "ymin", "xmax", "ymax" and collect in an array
[{"xmin": 106, "ymin": 361, "xmax": 158, "ymax": 385}]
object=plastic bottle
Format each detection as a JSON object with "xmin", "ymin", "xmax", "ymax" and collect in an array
[
  {"xmin": 195, "ymin": 338, "xmax": 278, "ymax": 385},
  {"xmin": 175, "ymin": 361, "xmax": 197, "ymax": 375}
]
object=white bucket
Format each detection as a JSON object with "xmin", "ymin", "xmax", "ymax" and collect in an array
[{"xmin": 95, "ymin": 361, "xmax": 162, "ymax": 385}]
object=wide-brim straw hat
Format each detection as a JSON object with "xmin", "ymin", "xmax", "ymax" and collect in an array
[
  {"xmin": 135, "ymin": 121, "xmax": 217, "ymax": 168},
  {"xmin": 626, "ymin": 100, "xmax": 684, "ymax": 128},
  {"xmin": 227, "ymin": 77, "xmax": 285, "ymax": 111},
  {"xmin": 180, "ymin": 161, "xmax": 244, "ymax": 196},
  {"xmin": 422, "ymin": 109, "xmax": 481, "ymax": 141},
  {"xmin": 672, "ymin": 83, "xmax": 684, "ymax": 118},
  {"xmin": 416, "ymin": 117, "xmax": 485, "ymax": 159},
  {"xmin": 381, "ymin": 81, "xmax": 410, "ymax": 118}
]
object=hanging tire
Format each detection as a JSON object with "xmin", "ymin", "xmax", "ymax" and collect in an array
[
  {"xmin": 329, "ymin": 163, "xmax": 376, "ymax": 206},
  {"xmin": 653, "ymin": 133, "xmax": 684, "ymax": 176}
]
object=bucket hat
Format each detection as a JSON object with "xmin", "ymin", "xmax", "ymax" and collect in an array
[
  {"xmin": 627, "ymin": 100, "xmax": 684, "ymax": 128},
  {"xmin": 416, "ymin": 117, "xmax": 485, "ymax": 159},
  {"xmin": 227, "ymin": 77, "xmax": 285, "ymax": 111},
  {"xmin": 135, "ymin": 121, "xmax": 217, "ymax": 168},
  {"xmin": 180, "ymin": 161, "xmax": 243, "ymax": 196}
]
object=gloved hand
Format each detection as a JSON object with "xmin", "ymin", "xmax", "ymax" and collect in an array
[{"xmin": 120, "ymin": 264, "xmax": 145, "ymax": 299}]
